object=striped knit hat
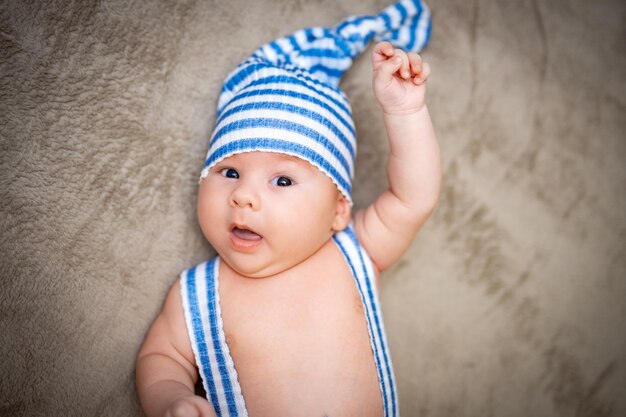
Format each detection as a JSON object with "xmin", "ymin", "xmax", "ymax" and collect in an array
[{"xmin": 202, "ymin": 0, "xmax": 432, "ymax": 205}]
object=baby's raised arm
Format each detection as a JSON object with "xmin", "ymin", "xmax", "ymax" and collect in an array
[
  {"xmin": 136, "ymin": 281, "xmax": 216, "ymax": 417},
  {"xmin": 354, "ymin": 41, "xmax": 442, "ymax": 273}
]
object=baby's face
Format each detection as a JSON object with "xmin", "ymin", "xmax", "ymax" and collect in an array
[{"xmin": 197, "ymin": 151, "xmax": 349, "ymax": 278}]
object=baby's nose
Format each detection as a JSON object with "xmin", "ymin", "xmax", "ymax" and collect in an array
[{"xmin": 229, "ymin": 183, "xmax": 260, "ymax": 210}]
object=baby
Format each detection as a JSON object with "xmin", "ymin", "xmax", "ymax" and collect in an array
[{"xmin": 136, "ymin": 1, "xmax": 440, "ymax": 416}]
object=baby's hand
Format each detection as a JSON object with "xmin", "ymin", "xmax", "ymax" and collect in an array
[
  {"xmin": 165, "ymin": 395, "xmax": 216, "ymax": 417},
  {"xmin": 372, "ymin": 41, "xmax": 431, "ymax": 115}
]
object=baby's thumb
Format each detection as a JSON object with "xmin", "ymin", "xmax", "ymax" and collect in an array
[{"xmin": 166, "ymin": 400, "xmax": 200, "ymax": 417}]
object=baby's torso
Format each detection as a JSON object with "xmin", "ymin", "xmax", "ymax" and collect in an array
[
  {"xmin": 180, "ymin": 228, "xmax": 398, "ymax": 417},
  {"xmin": 220, "ymin": 239, "xmax": 381, "ymax": 416}
]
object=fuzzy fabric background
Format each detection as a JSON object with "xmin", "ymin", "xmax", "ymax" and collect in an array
[{"xmin": 1, "ymin": 0, "xmax": 625, "ymax": 416}]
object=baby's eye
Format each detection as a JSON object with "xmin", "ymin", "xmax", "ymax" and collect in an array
[
  {"xmin": 272, "ymin": 176, "xmax": 293, "ymax": 187},
  {"xmin": 220, "ymin": 168, "xmax": 239, "ymax": 179}
]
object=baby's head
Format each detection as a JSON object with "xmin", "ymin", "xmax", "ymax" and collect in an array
[
  {"xmin": 197, "ymin": 64, "xmax": 356, "ymax": 277},
  {"xmin": 195, "ymin": 0, "xmax": 433, "ymax": 275}
]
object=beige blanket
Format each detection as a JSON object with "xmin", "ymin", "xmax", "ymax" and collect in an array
[{"xmin": 1, "ymin": 0, "xmax": 624, "ymax": 415}]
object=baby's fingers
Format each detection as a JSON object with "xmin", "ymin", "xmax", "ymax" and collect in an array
[
  {"xmin": 372, "ymin": 41, "xmax": 395, "ymax": 67},
  {"xmin": 375, "ymin": 55, "xmax": 404, "ymax": 86},
  {"xmin": 373, "ymin": 43, "xmax": 412, "ymax": 80},
  {"xmin": 393, "ymin": 49, "xmax": 412, "ymax": 79},
  {"xmin": 408, "ymin": 53, "xmax": 423, "ymax": 76},
  {"xmin": 408, "ymin": 52, "xmax": 430, "ymax": 85},
  {"xmin": 413, "ymin": 61, "xmax": 431, "ymax": 85}
]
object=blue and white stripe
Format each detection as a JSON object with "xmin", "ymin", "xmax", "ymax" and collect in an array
[
  {"xmin": 180, "ymin": 226, "xmax": 399, "ymax": 417},
  {"xmin": 202, "ymin": 0, "xmax": 432, "ymax": 205},
  {"xmin": 333, "ymin": 225, "xmax": 399, "ymax": 417},
  {"xmin": 180, "ymin": 259, "xmax": 248, "ymax": 417}
]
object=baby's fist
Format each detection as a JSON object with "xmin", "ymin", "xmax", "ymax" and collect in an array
[
  {"xmin": 372, "ymin": 41, "xmax": 431, "ymax": 115},
  {"xmin": 165, "ymin": 396, "xmax": 216, "ymax": 417}
]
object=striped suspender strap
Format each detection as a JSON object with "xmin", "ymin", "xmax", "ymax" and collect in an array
[
  {"xmin": 333, "ymin": 226, "xmax": 400, "ymax": 417},
  {"xmin": 180, "ymin": 259, "xmax": 248, "ymax": 417}
]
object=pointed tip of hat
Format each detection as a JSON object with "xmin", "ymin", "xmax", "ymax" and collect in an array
[{"xmin": 220, "ymin": 0, "xmax": 432, "ymax": 99}]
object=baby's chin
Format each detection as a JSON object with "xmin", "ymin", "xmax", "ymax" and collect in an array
[
  {"xmin": 219, "ymin": 246, "xmax": 326, "ymax": 280},
  {"xmin": 221, "ymin": 255, "xmax": 299, "ymax": 280}
]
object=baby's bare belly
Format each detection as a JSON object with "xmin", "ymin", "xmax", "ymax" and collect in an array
[{"xmin": 218, "ymin": 241, "xmax": 383, "ymax": 417}]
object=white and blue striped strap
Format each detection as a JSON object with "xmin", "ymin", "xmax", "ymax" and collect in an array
[
  {"xmin": 180, "ymin": 259, "xmax": 248, "ymax": 417},
  {"xmin": 333, "ymin": 225, "xmax": 400, "ymax": 417}
]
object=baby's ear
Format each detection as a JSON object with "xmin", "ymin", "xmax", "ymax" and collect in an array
[{"xmin": 332, "ymin": 194, "xmax": 352, "ymax": 232}]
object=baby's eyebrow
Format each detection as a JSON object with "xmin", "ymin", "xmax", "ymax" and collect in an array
[
  {"xmin": 275, "ymin": 159, "xmax": 300, "ymax": 168},
  {"xmin": 272, "ymin": 157, "xmax": 302, "ymax": 169},
  {"xmin": 274, "ymin": 162, "xmax": 316, "ymax": 176},
  {"xmin": 273, "ymin": 155, "xmax": 317, "ymax": 171},
  {"xmin": 211, "ymin": 161, "xmax": 236, "ymax": 171}
]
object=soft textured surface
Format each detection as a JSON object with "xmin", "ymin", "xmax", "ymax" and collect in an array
[{"xmin": 1, "ymin": 0, "xmax": 624, "ymax": 416}]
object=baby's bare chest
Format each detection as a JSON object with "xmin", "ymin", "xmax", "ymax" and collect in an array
[
  {"xmin": 221, "ymin": 255, "xmax": 364, "ymax": 350},
  {"xmin": 217, "ymin": 244, "xmax": 383, "ymax": 416}
]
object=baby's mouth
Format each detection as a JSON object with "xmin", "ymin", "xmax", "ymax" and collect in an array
[{"xmin": 231, "ymin": 226, "xmax": 262, "ymax": 241}]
